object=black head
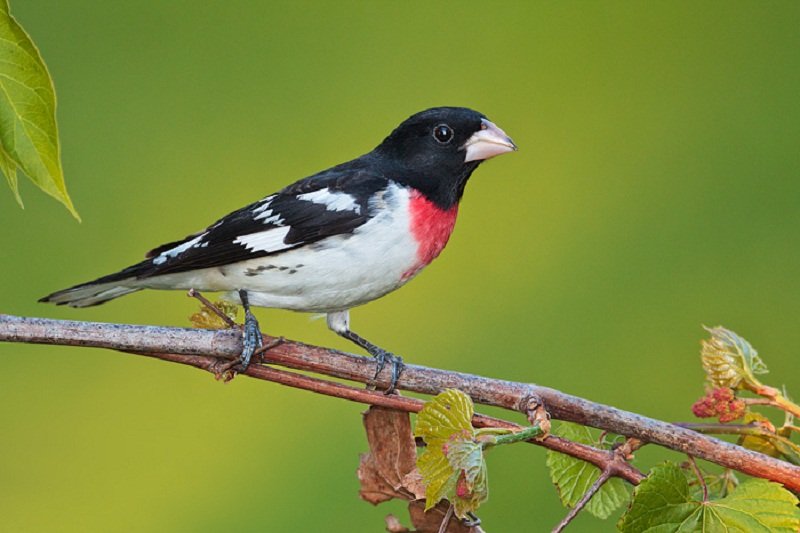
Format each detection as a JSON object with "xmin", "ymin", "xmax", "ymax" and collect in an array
[{"xmin": 371, "ymin": 107, "xmax": 516, "ymax": 209}]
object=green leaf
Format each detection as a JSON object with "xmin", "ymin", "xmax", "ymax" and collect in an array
[
  {"xmin": 618, "ymin": 462, "xmax": 800, "ymax": 532},
  {"xmin": 545, "ymin": 421, "xmax": 628, "ymax": 519},
  {"xmin": 0, "ymin": 3, "xmax": 78, "ymax": 219},
  {"xmin": 700, "ymin": 470, "xmax": 738, "ymax": 500},
  {"xmin": 701, "ymin": 326, "xmax": 767, "ymax": 391},
  {"xmin": 737, "ymin": 413, "xmax": 800, "ymax": 465},
  {"xmin": 770, "ymin": 438, "xmax": 800, "ymax": 465},
  {"xmin": 681, "ymin": 464, "xmax": 740, "ymax": 501},
  {"xmin": 415, "ymin": 388, "xmax": 474, "ymax": 445},
  {"xmin": 443, "ymin": 439, "xmax": 487, "ymax": 519},
  {"xmin": 739, "ymin": 412, "xmax": 781, "ymax": 458},
  {"xmin": 414, "ymin": 389, "xmax": 488, "ymax": 519},
  {"xmin": 0, "ymin": 144, "xmax": 21, "ymax": 206}
]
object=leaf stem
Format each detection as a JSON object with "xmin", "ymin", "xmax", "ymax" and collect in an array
[
  {"xmin": 676, "ymin": 422, "xmax": 772, "ymax": 437},
  {"xmin": 484, "ymin": 425, "xmax": 543, "ymax": 447},
  {"xmin": 687, "ymin": 455, "xmax": 708, "ymax": 502},
  {"xmin": 771, "ymin": 394, "xmax": 800, "ymax": 419}
]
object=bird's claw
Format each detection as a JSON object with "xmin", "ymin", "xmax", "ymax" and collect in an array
[
  {"xmin": 463, "ymin": 512, "xmax": 481, "ymax": 527},
  {"xmin": 371, "ymin": 349, "xmax": 404, "ymax": 394}
]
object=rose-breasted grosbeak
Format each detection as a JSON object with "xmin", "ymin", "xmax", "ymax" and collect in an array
[{"xmin": 41, "ymin": 107, "xmax": 516, "ymax": 391}]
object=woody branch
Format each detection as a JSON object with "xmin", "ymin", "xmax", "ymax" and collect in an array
[{"xmin": 1, "ymin": 313, "xmax": 799, "ymax": 491}]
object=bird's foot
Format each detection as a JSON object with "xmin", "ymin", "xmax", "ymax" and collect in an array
[
  {"xmin": 332, "ymin": 325, "xmax": 404, "ymax": 394},
  {"xmin": 369, "ymin": 348, "xmax": 404, "ymax": 394},
  {"xmin": 214, "ymin": 305, "xmax": 263, "ymax": 379},
  {"xmin": 239, "ymin": 307, "xmax": 263, "ymax": 371},
  {"xmin": 463, "ymin": 512, "xmax": 481, "ymax": 527}
]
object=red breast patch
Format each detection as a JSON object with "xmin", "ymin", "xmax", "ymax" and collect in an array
[{"xmin": 403, "ymin": 190, "xmax": 458, "ymax": 279}]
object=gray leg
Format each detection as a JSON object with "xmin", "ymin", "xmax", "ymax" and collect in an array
[{"xmin": 327, "ymin": 311, "xmax": 404, "ymax": 394}]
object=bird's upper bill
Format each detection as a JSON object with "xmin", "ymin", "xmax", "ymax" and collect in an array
[{"xmin": 463, "ymin": 118, "xmax": 517, "ymax": 163}]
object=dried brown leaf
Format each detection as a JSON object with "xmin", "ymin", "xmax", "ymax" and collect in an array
[
  {"xmin": 358, "ymin": 406, "xmax": 422, "ymax": 504},
  {"xmin": 407, "ymin": 501, "xmax": 485, "ymax": 533},
  {"xmin": 402, "ymin": 470, "xmax": 427, "ymax": 501},
  {"xmin": 385, "ymin": 514, "xmax": 411, "ymax": 532}
]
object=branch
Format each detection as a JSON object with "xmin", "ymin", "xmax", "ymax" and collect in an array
[
  {"xmin": 551, "ymin": 437, "xmax": 641, "ymax": 532},
  {"xmin": 552, "ymin": 469, "xmax": 611, "ymax": 533},
  {"xmin": 2, "ymin": 313, "xmax": 800, "ymax": 491}
]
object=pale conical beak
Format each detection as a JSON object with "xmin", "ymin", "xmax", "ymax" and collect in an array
[{"xmin": 463, "ymin": 118, "xmax": 517, "ymax": 162}]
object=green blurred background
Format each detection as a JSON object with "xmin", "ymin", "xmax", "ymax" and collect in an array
[{"xmin": 2, "ymin": 2, "xmax": 799, "ymax": 531}]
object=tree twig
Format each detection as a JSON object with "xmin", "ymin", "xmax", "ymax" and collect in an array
[
  {"xmin": 187, "ymin": 289, "xmax": 237, "ymax": 328},
  {"xmin": 552, "ymin": 470, "xmax": 612, "ymax": 533},
  {"xmin": 551, "ymin": 437, "xmax": 640, "ymax": 532},
  {"xmin": 2, "ymin": 313, "xmax": 800, "ymax": 491}
]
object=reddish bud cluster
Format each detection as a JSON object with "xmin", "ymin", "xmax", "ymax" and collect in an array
[{"xmin": 692, "ymin": 387, "xmax": 746, "ymax": 422}]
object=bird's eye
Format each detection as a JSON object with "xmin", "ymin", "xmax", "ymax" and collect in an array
[{"xmin": 433, "ymin": 124, "xmax": 453, "ymax": 144}]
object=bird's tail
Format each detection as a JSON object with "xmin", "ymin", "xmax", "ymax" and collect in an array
[{"xmin": 39, "ymin": 262, "xmax": 150, "ymax": 308}]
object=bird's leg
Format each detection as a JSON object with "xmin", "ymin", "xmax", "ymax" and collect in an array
[
  {"xmin": 237, "ymin": 289, "xmax": 263, "ymax": 371},
  {"xmin": 341, "ymin": 330, "xmax": 405, "ymax": 394},
  {"xmin": 326, "ymin": 311, "xmax": 404, "ymax": 394}
]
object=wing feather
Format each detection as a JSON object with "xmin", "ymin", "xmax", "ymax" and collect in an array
[{"xmin": 134, "ymin": 166, "xmax": 388, "ymax": 278}]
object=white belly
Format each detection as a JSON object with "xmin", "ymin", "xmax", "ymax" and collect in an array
[{"xmin": 143, "ymin": 184, "xmax": 421, "ymax": 312}]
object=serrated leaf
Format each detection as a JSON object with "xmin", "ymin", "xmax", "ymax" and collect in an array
[
  {"xmin": 414, "ymin": 389, "xmax": 487, "ymax": 519},
  {"xmin": 680, "ymin": 463, "xmax": 739, "ymax": 501},
  {"xmin": 702, "ymin": 471, "xmax": 738, "ymax": 500},
  {"xmin": 446, "ymin": 439, "xmax": 488, "ymax": 518},
  {"xmin": 415, "ymin": 388, "xmax": 473, "ymax": 445},
  {"xmin": 701, "ymin": 326, "xmax": 767, "ymax": 391},
  {"xmin": 189, "ymin": 301, "xmax": 239, "ymax": 329},
  {"xmin": 416, "ymin": 435, "xmax": 458, "ymax": 508},
  {"xmin": 0, "ymin": 4, "xmax": 78, "ymax": 218},
  {"xmin": 618, "ymin": 462, "xmax": 800, "ymax": 532},
  {"xmin": 545, "ymin": 421, "xmax": 629, "ymax": 519}
]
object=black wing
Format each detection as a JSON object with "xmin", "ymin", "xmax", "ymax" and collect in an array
[{"xmin": 136, "ymin": 163, "xmax": 389, "ymax": 278}]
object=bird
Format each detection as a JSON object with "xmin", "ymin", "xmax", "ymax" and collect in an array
[{"xmin": 40, "ymin": 107, "xmax": 517, "ymax": 392}]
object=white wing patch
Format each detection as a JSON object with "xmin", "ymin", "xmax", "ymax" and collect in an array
[
  {"xmin": 234, "ymin": 227, "xmax": 292, "ymax": 253},
  {"xmin": 297, "ymin": 188, "xmax": 360, "ymax": 214},
  {"xmin": 254, "ymin": 208, "xmax": 284, "ymax": 225},
  {"xmin": 252, "ymin": 196, "xmax": 285, "ymax": 225},
  {"xmin": 252, "ymin": 195, "xmax": 276, "ymax": 214},
  {"xmin": 152, "ymin": 234, "xmax": 207, "ymax": 265}
]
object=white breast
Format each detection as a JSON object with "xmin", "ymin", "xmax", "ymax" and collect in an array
[{"xmin": 147, "ymin": 184, "xmax": 420, "ymax": 312}]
